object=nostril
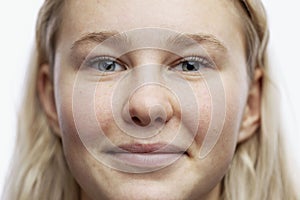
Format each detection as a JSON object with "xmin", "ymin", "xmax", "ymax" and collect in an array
[
  {"xmin": 132, "ymin": 116, "xmax": 141, "ymax": 125},
  {"xmin": 131, "ymin": 116, "xmax": 150, "ymax": 127},
  {"xmin": 154, "ymin": 117, "xmax": 164, "ymax": 124},
  {"xmin": 149, "ymin": 105, "xmax": 167, "ymax": 125}
]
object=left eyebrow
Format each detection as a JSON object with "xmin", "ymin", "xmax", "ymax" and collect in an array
[{"xmin": 167, "ymin": 33, "xmax": 228, "ymax": 53}]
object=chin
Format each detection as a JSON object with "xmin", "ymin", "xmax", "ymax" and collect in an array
[{"xmin": 107, "ymin": 183, "xmax": 187, "ymax": 200}]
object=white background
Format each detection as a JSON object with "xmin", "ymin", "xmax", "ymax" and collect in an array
[{"xmin": 0, "ymin": 0, "xmax": 299, "ymax": 197}]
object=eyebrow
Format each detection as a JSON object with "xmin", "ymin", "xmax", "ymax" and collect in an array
[
  {"xmin": 167, "ymin": 33, "xmax": 228, "ymax": 53},
  {"xmin": 71, "ymin": 31, "xmax": 127, "ymax": 49},
  {"xmin": 71, "ymin": 31, "xmax": 228, "ymax": 53}
]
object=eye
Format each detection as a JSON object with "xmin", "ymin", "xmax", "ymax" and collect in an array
[
  {"xmin": 173, "ymin": 56, "xmax": 213, "ymax": 72},
  {"xmin": 87, "ymin": 57, "xmax": 125, "ymax": 72}
]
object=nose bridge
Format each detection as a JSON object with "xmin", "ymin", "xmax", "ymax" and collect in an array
[
  {"xmin": 129, "ymin": 49, "xmax": 166, "ymax": 83},
  {"xmin": 134, "ymin": 63, "xmax": 162, "ymax": 84},
  {"xmin": 130, "ymin": 49, "xmax": 164, "ymax": 66}
]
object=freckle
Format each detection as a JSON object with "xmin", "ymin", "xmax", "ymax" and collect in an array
[{"xmin": 109, "ymin": 84, "xmax": 113, "ymax": 88}]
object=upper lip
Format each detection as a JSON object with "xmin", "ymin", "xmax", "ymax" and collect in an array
[{"xmin": 108, "ymin": 143, "xmax": 186, "ymax": 154}]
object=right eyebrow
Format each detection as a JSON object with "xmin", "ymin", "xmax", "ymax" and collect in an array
[{"xmin": 71, "ymin": 31, "xmax": 126, "ymax": 49}]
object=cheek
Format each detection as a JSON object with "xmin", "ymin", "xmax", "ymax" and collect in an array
[
  {"xmin": 54, "ymin": 66, "xmax": 105, "ymax": 156},
  {"xmin": 191, "ymin": 81, "xmax": 212, "ymax": 149},
  {"xmin": 94, "ymin": 84, "xmax": 116, "ymax": 136},
  {"xmin": 193, "ymin": 71, "xmax": 248, "ymax": 163},
  {"xmin": 212, "ymin": 72, "xmax": 248, "ymax": 155}
]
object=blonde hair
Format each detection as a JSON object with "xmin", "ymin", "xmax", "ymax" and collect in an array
[{"xmin": 2, "ymin": 0, "xmax": 297, "ymax": 199}]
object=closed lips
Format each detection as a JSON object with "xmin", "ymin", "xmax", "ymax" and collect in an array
[{"xmin": 105, "ymin": 143, "xmax": 187, "ymax": 169}]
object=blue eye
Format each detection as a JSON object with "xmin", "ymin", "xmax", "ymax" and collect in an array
[
  {"xmin": 173, "ymin": 57, "xmax": 212, "ymax": 72},
  {"xmin": 87, "ymin": 57, "xmax": 125, "ymax": 72}
]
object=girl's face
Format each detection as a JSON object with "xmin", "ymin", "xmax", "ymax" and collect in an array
[{"xmin": 39, "ymin": 0, "xmax": 261, "ymax": 199}]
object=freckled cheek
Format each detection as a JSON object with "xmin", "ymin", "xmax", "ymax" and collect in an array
[
  {"xmin": 94, "ymin": 85, "xmax": 116, "ymax": 136},
  {"xmin": 210, "ymin": 103, "xmax": 243, "ymax": 162},
  {"xmin": 223, "ymin": 91, "xmax": 246, "ymax": 138},
  {"xmin": 191, "ymin": 78, "xmax": 246, "ymax": 154},
  {"xmin": 55, "ymin": 83, "xmax": 75, "ymax": 135},
  {"xmin": 56, "ymin": 78, "xmax": 100, "ymax": 141},
  {"xmin": 214, "ymin": 83, "xmax": 247, "ymax": 155},
  {"xmin": 190, "ymin": 83, "xmax": 212, "ymax": 147},
  {"xmin": 56, "ymin": 90, "xmax": 85, "ymax": 156}
]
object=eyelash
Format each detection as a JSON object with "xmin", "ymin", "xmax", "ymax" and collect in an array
[
  {"xmin": 85, "ymin": 55, "xmax": 214, "ymax": 73},
  {"xmin": 86, "ymin": 56, "xmax": 125, "ymax": 72},
  {"xmin": 171, "ymin": 56, "xmax": 214, "ymax": 73}
]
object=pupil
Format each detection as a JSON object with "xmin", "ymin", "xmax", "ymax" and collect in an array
[
  {"xmin": 185, "ymin": 62, "xmax": 195, "ymax": 71},
  {"xmin": 105, "ymin": 62, "xmax": 114, "ymax": 71}
]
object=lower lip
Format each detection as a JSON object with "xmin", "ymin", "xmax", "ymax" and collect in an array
[{"xmin": 108, "ymin": 152, "xmax": 185, "ymax": 169}]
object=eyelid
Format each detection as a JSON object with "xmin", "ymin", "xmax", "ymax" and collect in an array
[
  {"xmin": 172, "ymin": 55, "xmax": 215, "ymax": 68},
  {"xmin": 86, "ymin": 56, "xmax": 121, "ymax": 66}
]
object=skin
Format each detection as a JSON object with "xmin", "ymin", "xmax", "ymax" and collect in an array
[{"xmin": 38, "ymin": 0, "xmax": 262, "ymax": 199}]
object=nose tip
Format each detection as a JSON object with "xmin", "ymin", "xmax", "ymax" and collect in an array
[{"xmin": 124, "ymin": 85, "xmax": 173, "ymax": 127}]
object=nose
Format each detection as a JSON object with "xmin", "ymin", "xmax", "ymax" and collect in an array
[{"xmin": 123, "ymin": 84, "xmax": 174, "ymax": 127}]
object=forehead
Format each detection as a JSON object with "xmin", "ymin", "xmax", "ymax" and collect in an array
[{"xmin": 58, "ymin": 0, "xmax": 245, "ymax": 56}]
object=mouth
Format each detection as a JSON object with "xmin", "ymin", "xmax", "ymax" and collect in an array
[{"xmin": 105, "ymin": 143, "xmax": 188, "ymax": 170}]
